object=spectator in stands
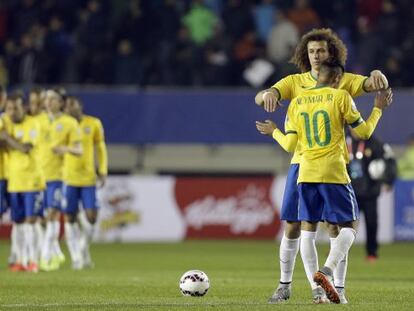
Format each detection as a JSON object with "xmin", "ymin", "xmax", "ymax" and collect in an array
[
  {"xmin": 222, "ymin": 0, "xmax": 254, "ymax": 40},
  {"xmin": 267, "ymin": 10, "xmax": 299, "ymax": 65},
  {"xmin": 18, "ymin": 33, "xmax": 39, "ymax": 84},
  {"xmin": 43, "ymin": 15, "xmax": 72, "ymax": 83},
  {"xmin": 253, "ymin": 0, "xmax": 277, "ymax": 44},
  {"xmin": 398, "ymin": 134, "xmax": 414, "ymax": 180},
  {"xmin": 347, "ymin": 131, "xmax": 397, "ymax": 261},
  {"xmin": 182, "ymin": 0, "xmax": 218, "ymax": 47},
  {"xmin": 203, "ymin": 24, "xmax": 231, "ymax": 85},
  {"xmin": 287, "ymin": 0, "xmax": 320, "ymax": 34},
  {"xmin": 172, "ymin": 26, "xmax": 194, "ymax": 85},
  {"xmin": 114, "ymin": 39, "xmax": 141, "ymax": 85}
]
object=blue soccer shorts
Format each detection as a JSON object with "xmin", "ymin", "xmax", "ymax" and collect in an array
[
  {"xmin": 62, "ymin": 185, "xmax": 99, "ymax": 215},
  {"xmin": 298, "ymin": 183, "xmax": 359, "ymax": 224},
  {"xmin": 44, "ymin": 181, "xmax": 63, "ymax": 210},
  {"xmin": 10, "ymin": 192, "xmax": 43, "ymax": 222},
  {"xmin": 280, "ymin": 164, "xmax": 300, "ymax": 221}
]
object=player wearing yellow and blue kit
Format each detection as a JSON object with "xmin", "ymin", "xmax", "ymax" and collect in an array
[
  {"xmin": 0, "ymin": 86, "xmax": 9, "ymax": 218},
  {"xmin": 40, "ymin": 90, "xmax": 82, "ymax": 272},
  {"xmin": 63, "ymin": 96, "xmax": 107, "ymax": 270},
  {"xmin": 257, "ymin": 60, "xmax": 392, "ymax": 303},
  {"xmin": 4, "ymin": 94, "xmax": 45, "ymax": 273},
  {"xmin": 26, "ymin": 88, "xmax": 48, "ymax": 264},
  {"xmin": 254, "ymin": 28, "xmax": 390, "ymax": 304}
]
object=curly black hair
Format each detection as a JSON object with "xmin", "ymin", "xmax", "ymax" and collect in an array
[{"xmin": 290, "ymin": 28, "xmax": 348, "ymax": 72}]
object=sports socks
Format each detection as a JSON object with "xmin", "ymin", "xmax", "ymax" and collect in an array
[
  {"xmin": 325, "ymin": 228, "xmax": 356, "ymax": 271},
  {"xmin": 300, "ymin": 230, "xmax": 319, "ymax": 289},
  {"xmin": 330, "ymin": 237, "xmax": 348, "ymax": 288},
  {"xmin": 65, "ymin": 222, "xmax": 82, "ymax": 263},
  {"xmin": 279, "ymin": 235, "xmax": 300, "ymax": 283}
]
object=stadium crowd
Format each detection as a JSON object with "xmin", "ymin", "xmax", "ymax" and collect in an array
[{"xmin": 0, "ymin": 0, "xmax": 413, "ymax": 87}]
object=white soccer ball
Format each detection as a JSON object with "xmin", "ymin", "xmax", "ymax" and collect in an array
[{"xmin": 179, "ymin": 270, "xmax": 210, "ymax": 297}]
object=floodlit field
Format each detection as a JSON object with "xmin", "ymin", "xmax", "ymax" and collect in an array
[{"xmin": 0, "ymin": 241, "xmax": 413, "ymax": 310}]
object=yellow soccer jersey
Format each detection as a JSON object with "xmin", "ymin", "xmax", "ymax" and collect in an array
[
  {"xmin": 0, "ymin": 116, "xmax": 6, "ymax": 180},
  {"xmin": 285, "ymin": 86, "xmax": 381, "ymax": 184},
  {"xmin": 271, "ymin": 71, "xmax": 368, "ymax": 164},
  {"xmin": 0, "ymin": 113, "xmax": 13, "ymax": 180},
  {"xmin": 63, "ymin": 115, "xmax": 108, "ymax": 187},
  {"xmin": 7, "ymin": 116, "xmax": 44, "ymax": 192},
  {"xmin": 28, "ymin": 112, "xmax": 50, "ymax": 166},
  {"xmin": 42, "ymin": 114, "xmax": 81, "ymax": 181}
]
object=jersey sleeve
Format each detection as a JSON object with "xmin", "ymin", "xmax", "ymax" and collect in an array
[
  {"xmin": 272, "ymin": 104, "xmax": 298, "ymax": 152},
  {"xmin": 94, "ymin": 119, "xmax": 108, "ymax": 176},
  {"xmin": 341, "ymin": 73, "xmax": 368, "ymax": 98},
  {"xmin": 342, "ymin": 92, "xmax": 382, "ymax": 139},
  {"xmin": 271, "ymin": 75, "xmax": 294, "ymax": 100}
]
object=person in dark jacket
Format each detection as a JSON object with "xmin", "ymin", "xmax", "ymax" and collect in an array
[{"xmin": 347, "ymin": 130, "xmax": 397, "ymax": 262}]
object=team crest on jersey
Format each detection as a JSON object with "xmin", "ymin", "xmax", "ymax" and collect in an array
[
  {"xmin": 15, "ymin": 129, "xmax": 24, "ymax": 139},
  {"xmin": 56, "ymin": 123, "xmax": 63, "ymax": 132},
  {"xmin": 84, "ymin": 126, "xmax": 91, "ymax": 134},
  {"xmin": 30, "ymin": 129, "xmax": 38, "ymax": 138}
]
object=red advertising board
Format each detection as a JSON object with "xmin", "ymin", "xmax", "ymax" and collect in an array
[{"xmin": 175, "ymin": 177, "xmax": 281, "ymax": 239}]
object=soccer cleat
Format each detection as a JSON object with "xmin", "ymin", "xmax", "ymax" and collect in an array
[
  {"xmin": 312, "ymin": 286, "xmax": 330, "ymax": 304},
  {"xmin": 26, "ymin": 262, "xmax": 39, "ymax": 273},
  {"xmin": 336, "ymin": 287, "xmax": 348, "ymax": 304},
  {"xmin": 56, "ymin": 254, "xmax": 66, "ymax": 265},
  {"xmin": 313, "ymin": 271, "xmax": 340, "ymax": 304},
  {"xmin": 366, "ymin": 255, "xmax": 378, "ymax": 263},
  {"xmin": 72, "ymin": 259, "xmax": 84, "ymax": 271},
  {"xmin": 82, "ymin": 248, "xmax": 94, "ymax": 269},
  {"xmin": 268, "ymin": 285, "xmax": 291, "ymax": 303},
  {"xmin": 40, "ymin": 259, "xmax": 60, "ymax": 272},
  {"xmin": 9, "ymin": 263, "xmax": 26, "ymax": 272}
]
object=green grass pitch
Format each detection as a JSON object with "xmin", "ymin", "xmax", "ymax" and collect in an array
[{"xmin": 0, "ymin": 241, "xmax": 413, "ymax": 310}]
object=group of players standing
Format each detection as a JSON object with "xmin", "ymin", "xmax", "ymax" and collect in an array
[
  {"xmin": 255, "ymin": 28, "xmax": 392, "ymax": 304},
  {"xmin": 0, "ymin": 86, "xmax": 107, "ymax": 272}
]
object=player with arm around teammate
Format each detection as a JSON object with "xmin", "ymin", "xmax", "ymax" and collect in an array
[
  {"xmin": 257, "ymin": 60, "xmax": 392, "ymax": 303},
  {"xmin": 63, "ymin": 96, "xmax": 108, "ymax": 270},
  {"xmin": 254, "ymin": 28, "xmax": 390, "ymax": 304},
  {"xmin": 4, "ymin": 94, "xmax": 45, "ymax": 272}
]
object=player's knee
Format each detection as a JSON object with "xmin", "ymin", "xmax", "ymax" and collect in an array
[
  {"xmin": 25, "ymin": 216, "xmax": 37, "ymax": 224},
  {"xmin": 285, "ymin": 221, "xmax": 301, "ymax": 238},
  {"xmin": 327, "ymin": 224, "xmax": 340, "ymax": 237},
  {"xmin": 64, "ymin": 213, "xmax": 77, "ymax": 223},
  {"xmin": 301, "ymin": 221, "xmax": 318, "ymax": 232}
]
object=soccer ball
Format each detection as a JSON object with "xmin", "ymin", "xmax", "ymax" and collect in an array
[{"xmin": 179, "ymin": 270, "xmax": 210, "ymax": 297}]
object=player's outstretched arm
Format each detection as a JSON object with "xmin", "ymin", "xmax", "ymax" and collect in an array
[
  {"xmin": 0, "ymin": 130, "xmax": 32, "ymax": 153},
  {"xmin": 352, "ymin": 89, "xmax": 392, "ymax": 139},
  {"xmin": 363, "ymin": 70, "xmax": 389, "ymax": 92},
  {"xmin": 255, "ymin": 120, "xmax": 297, "ymax": 152},
  {"xmin": 255, "ymin": 88, "xmax": 281, "ymax": 112}
]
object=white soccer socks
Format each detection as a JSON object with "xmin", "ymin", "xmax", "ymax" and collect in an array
[
  {"xmin": 330, "ymin": 237, "xmax": 348, "ymax": 288},
  {"xmin": 65, "ymin": 222, "xmax": 82, "ymax": 269},
  {"xmin": 52, "ymin": 220, "xmax": 65, "ymax": 260},
  {"xmin": 34, "ymin": 222, "xmax": 44, "ymax": 261},
  {"xmin": 325, "ymin": 228, "xmax": 356, "ymax": 271},
  {"xmin": 279, "ymin": 235, "xmax": 300, "ymax": 283},
  {"xmin": 41, "ymin": 222, "xmax": 55, "ymax": 262},
  {"xmin": 24, "ymin": 223, "xmax": 36, "ymax": 264},
  {"xmin": 300, "ymin": 230, "xmax": 319, "ymax": 289}
]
